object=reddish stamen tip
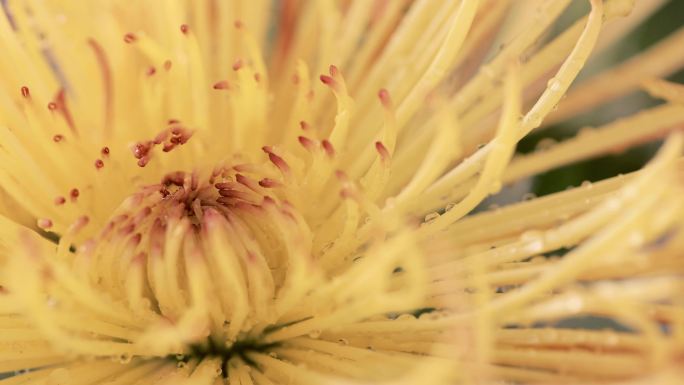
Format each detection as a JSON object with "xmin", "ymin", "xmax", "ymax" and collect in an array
[
  {"xmin": 232, "ymin": 59, "xmax": 244, "ymax": 71},
  {"xmin": 146, "ymin": 67, "xmax": 157, "ymax": 76},
  {"xmin": 262, "ymin": 196, "xmax": 276, "ymax": 205},
  {"xmin": 101, "ymin": 147, "xmax": 110, "ymax": 156},
  {"xmin": 47, "ymin": 102, "xmax": 58, "ymax": 110},
  {"xmin": 329, "ymin": 65, "xmax": 339, "ymax": 77},
  {"xmin": 319, "ymin": 75, "xmax": 335, "ymax": 86},
  {"xmin": 137, "ymin": 156, "xmax": 150, "ymax": 167},
  {"xmin": 54, "ymin": 196, "xmax": 66, "ymax": 205},
  {"xmin": 254, "ymin": 73, "xmax": 261, "ymax": 82},
  {"xmin": 378, "ymin": 88, "xmax": 392, "ymax": 107},
  {"xmin": 259, "ymin": 178, "xmax": 280, "ymax": 188},
  {"xmin": 168, "ymin": 119, "xmax": 180, "ymax": 125},
  {"xmin": 292, "ymin": 74, "xmax": 300, "ymax": 84},
  {"xmin": 213, "ymin": 80, "xmax": 230, "ymax": 90},
  {"xmin": 70, "ymin": 188, "xmax": 80, "ymax": 201},
  {"xmin": 130, "ymin": 233, "xmax": 143, "ymax": 245},
  {"xmin": 321, "ymin": 139, "xmax": 335, "ymax": 158},
  {"xmin": 164, "ymin": 60, "xmax": 173, "ymax": 71},
  {"xmin": 52, "ymin": 134, "xmax": 64, "ymax": 143},
  {"xmin": 94, "ymin": 159, "xmax": 104, "ymax": 169},
  {"xmin": 298, "ymin": 136, "xmax": 315, "ymax": 150},
  {"xmin": 37, "ymin": 218, "xmax": 53, "ymax": 229},
  {"xmin": 20, "ymin": 86, "xmax": 30, "ymax": 99},
  {"xmin": 235, "ymin": 174, "xmax": 253, "ymax": 187},
  {"xmin": 78, "ymin": 216, "xmax": 90, "ymax": 226},
  {"xmin": 132, "ymin": 142, "xmax": 150, "ymax": 159},
  {"xmin": 180, "ymin": 24, "xmax": 189, "ymax": 34},
  {"xmin": 123, "ymin": 33, "xmax": 137, "ymax": 43},
  {"xmin": 375, "ymin": 141, "xmax": 391, "ymax": 163},
  {"xmin": 299, "ymin": 121, "xmax": 310, "ymax": 131},
  {"xmin": 234, "ymin": 20, "xmax": 243, "ymax": 29},
  {"xmin": 268, "ymin": 153, "xmax": 290, "ymax": 174},
  {"xmin": 118, "ymin": 223, "xmax": 135, "ymax": 236}
]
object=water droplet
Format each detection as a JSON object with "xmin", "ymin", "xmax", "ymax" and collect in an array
[
  {"xmin": 580, "ymin": 180, "xmax": 593, "ymax": 189},
  {"xmin": 566, "ymin": 296, "xmax": 584, "ymax": 312},
  {"xmin": 419, "ymin": 311, "xmax": 440, "ymax": 320},
  {"xmin": 424, "ymin": 212, "xmax": 440, "ymax": 223},
  {"xmin": 487, "ymin": 203, "xmax": 500, "ymax": 211},
  {"xmin": 604, "ymin": 198, "xmax": 622, "ymax": 211},
  {"xmin": 520, "ymin": 230, "xmax": 544, "ymax": 254},
  {"xmin": 177, "ymin": 361, "xmax": 187, "ymax": 368},
  {"xmin": 521, "ymin": 192, "xmax": 537, "ymax": 201},
  {"xmin": 525, "ymin": 112, "xmax": 542, "ymax": 128},
  {"xmin": 46, "ymin": 297, "xmax": 58, "ymax": 308},
  {"xmin": 307, "ymin": 329, "xmax": 322, "ymax": 339},
  {"xmin": 119, "ymin": 353, "xmax": 132, "ymax": 364},
  {"xmin": 535, "ymin": 138, "xmax": 556, "ymax": 151},
  {"xmin": 337, "ymin": 338, "xmax": 349, "ymax": 345},
  {"xmin": 604, "ymin": 332, "xmax": 619, "ymax": 346},
  {"xmin": 175, "ymin": 353, "xmax": 185, "ymax": 361},
  {"xmin": 546, "ymin": 77, "xmax": 561, "ymax": 92},
  {"xmin": 268, "ymin": 351, "xmax": 279, "ymax": 358}
]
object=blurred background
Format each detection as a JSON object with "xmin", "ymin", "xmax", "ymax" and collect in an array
[{"xmin": 516, "ymin": 0, "xmax": 684, "ymax": 197}]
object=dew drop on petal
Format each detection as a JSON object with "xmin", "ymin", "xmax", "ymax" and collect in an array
[
  {"xmin": 520, "ymin": 230, "xmax": 544, "ymax": 254},
  {"xmin": 307, "ymin": 329, "xmax": 321, "ymax": 339},
  {"xmin": 535, "ymin": 138, "xmax": 556, "ymax": 151},
  {"xmin": 521, "ymin": 192, "xmax": 537, "ymax": 201},
  {"xmin": 397, "ymin": 313, "xmax": 416, "ymax": 321},
  {"xmin": 546, "ymin": 77, "xmax": 561, "ymax": 92},
  {"xmin": 424, "ymin": 212, "xmax": 440, "ymax": 223}
]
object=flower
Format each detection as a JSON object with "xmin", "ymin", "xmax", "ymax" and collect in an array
[{"xmin": 0, "ymin": 0, "xmax": 683, "ymax": 384}]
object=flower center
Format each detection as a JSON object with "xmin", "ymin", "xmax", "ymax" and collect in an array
[
  {"xmin": 81, "ymin": 162, "xmax": 315, "ymax": 358},
  {"xmin": 173, "ymin": 337, "xmax": 280, "ymax": 378}
]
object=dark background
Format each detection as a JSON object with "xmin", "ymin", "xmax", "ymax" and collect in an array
[{"xmin": 518, "ymin": 0, "xmax": 684, "ymax": 197}]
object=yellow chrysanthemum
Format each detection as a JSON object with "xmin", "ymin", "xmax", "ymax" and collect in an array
[{"xmin": 1, "ymin": 0, "xmax": 683, "ymax": 384}]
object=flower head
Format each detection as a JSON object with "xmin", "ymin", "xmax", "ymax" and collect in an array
[{"xmin": 1, "ymin": 0, "xmax": 683, "ymax": 384}]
